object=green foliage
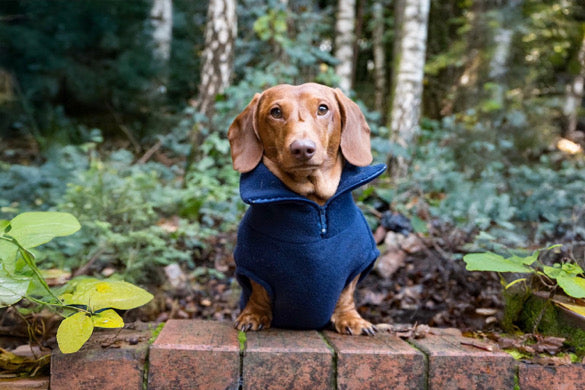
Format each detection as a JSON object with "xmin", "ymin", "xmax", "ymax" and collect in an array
[
  {"xmin": 182, "ymin": 133, "xmax": 243, "ymax": 232},
  {"xmin": 0, "ymin": 0, "xmax": 207, "ymax": 142},
  {"xmin": 394, "ymin": 120, "xmax": 585, "ymax": 245},
  {"xmin": 235, "ymin": 0, "xmax": 338, "ymax": 87},
  {"xmin": 0, "ymin": 145, "xmax": 90, "ymax": 215},
  {"xmin": 542, "ymin": 264, "xmax": 585, "ymax": 299},
  {"xmin": 0, "ymin": 212, "xmax": 80, "ymax": 305},
  {"xmin": 464, "ymin": 252, "xmax": 536, "ymax": 274},
  {"xmin": 51, "ymin": 150, "xmax": 191, "ymax": 282},
  {"xmin": 464, "ymin": 244, "xmax": 585, "ymax": 347},
  {"xmin": 463, "ymin": 245, "xmax": 585, "ymax": 300},
  {"xmin": 0, "ymin": 211, "xmax": 153, "ymax": 354}
]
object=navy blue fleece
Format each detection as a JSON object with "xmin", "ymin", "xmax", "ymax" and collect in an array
[{"xmin": 234, "ymin": 162, "xmax": 386, "ymax": 330}]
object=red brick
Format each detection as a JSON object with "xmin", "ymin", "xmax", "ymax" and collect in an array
[
  {"xmin": 243, "ymin": 329, "xmax": 334, "ymax": 389},
  {"xmin": 519, "ymin": 362, "xmax": 585, "ymax": 390},
  {"xmin": 50, "ymin": 328, "xmax": 150, "ymax": 390},
  {"xmin": 148, "ymin": 319, "xmax": 240, "ymax": 390},
  {"xmin": 0, "ymin": 377, "xmax": 49, "ymax": 390},
  {"xmin": 411, "ymin": 328, "xmax": 515, "ymax": 390},
  {"xmin": 324, "ymin": 331, "xmax": 425, "ymax": 390}
]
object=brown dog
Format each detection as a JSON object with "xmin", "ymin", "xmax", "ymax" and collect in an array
[{"xmin": 228, "ymin": 83, "xmax": 384, "ymax": 335}]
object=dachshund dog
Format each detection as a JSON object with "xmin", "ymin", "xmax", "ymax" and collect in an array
[{"xmin": 228, "ymin": 83, "xmax": 385, "ymax": 335}]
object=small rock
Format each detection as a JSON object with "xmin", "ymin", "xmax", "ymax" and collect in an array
[
  {"xmin": 165, "ymin": 263, "xmax": 188, "ymax": 289},
  {"xmin": 384, "ymin": 231, "xmax": 402, "ymax": 250},
  {"xmin": 400, "ymin": 234, "xmax": 425, "ymax": 254},
  {"xmin": 375, "ymin": 250, "xmax": 406, "ymax": 279}
]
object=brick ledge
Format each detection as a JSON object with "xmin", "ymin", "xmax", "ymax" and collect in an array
[{"xmin": 19, "ymin": 319, "xmax": 582, "ymax": 389}]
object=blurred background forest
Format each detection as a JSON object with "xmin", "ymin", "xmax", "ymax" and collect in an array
[{"xmin": 1, "ymin": 0, "xmax": 585, "ymax": 330}]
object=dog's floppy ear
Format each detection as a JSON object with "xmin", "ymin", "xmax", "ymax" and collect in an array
[
  {"xmin": 228, "ymin": 93, "xmax": 263, "ymax": 172},
  {"xmin": 334, "ymin": 88, "xmax": 373, "ymax": 167}
]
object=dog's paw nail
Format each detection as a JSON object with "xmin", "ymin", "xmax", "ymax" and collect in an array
[
  {"xmin": 257, "ymin": 324, "xmax": 264, "ymax": 330},
  {"xmin": 345, "ymin": 326, "xmax": 353, "ymax": 335}
]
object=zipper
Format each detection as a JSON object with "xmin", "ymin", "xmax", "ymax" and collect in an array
[{"xmin": 319, "ymin": 207, "xmax": 327, "ymax": 236}]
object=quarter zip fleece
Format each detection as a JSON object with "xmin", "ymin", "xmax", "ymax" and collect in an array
[{"xmin": 234, "ymin": 162, "xmax": 386, "ymax": 330}]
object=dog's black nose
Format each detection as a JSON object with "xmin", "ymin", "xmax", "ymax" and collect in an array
[{"xmin": 290, "ymin": 139, "xmax": 316, "ymax": 160}]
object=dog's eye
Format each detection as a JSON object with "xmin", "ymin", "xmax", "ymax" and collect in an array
[
  {"xmin": 270, "ymin": 107, "xmax": 283, "ymax": 119},
  {"xmin": 317, "ymin": 104, "xmax": 329, "ymax": 116}
]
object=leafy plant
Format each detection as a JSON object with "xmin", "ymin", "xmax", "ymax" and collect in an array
[
  {"xmin": 463, "ymin": 245, "xmax": 585, "ymax": 298},
  {"xmin": 0, "ymin": 212, "xmax": 153, "ymax": 354},
  {"xmin": 56, "ymin": 278, "xmax": 153, "ymax": 353},
  {"xmin": 50, "ymin": 150, "xmax": 192, "ymax": 282},
  {"xmin": 463, "ymin": 245, "xmax": 585, "ymax": 356},
  {"xmin": 388, "ymin": 121, "xmax": 585, "ymax": 246},
  {"xmin": 0, "ymin": 144, "xmax": 90, "ymax": 217}
]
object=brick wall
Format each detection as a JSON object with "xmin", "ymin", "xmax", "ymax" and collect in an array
[{"xmin": 21, "ymin": 319, "xmax": 585, "ymax": 389}]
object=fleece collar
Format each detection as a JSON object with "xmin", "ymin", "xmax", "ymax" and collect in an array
[{"xmin": 240, "ymin": 162, "xmax": 387, "ymax": 205}]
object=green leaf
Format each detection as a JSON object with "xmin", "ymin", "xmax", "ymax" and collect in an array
[
  {"xmin": 556, "ymin": 275, "xmax": 585, "ymax": 298},
  {"xmin": 561, "ymin": 263, "xmax": 584, "ymax": 276},
  {"xmin": 57, "ymin": 312, "xmax": 94, "ymax": 354},
  {"xmin": 8, "ymin": 212, "xmax": 81, "ymax": 250},
  {"xmin": 411, "ymin": 216, "xmax": 428, "ymax": 234},
  {"xmin": 92, "ymin": 309, "xmax": 124, "ymax": 328},
  {"xmin": 543, "ymin": 265, "xmax": 562, "ymax": 279},
  {"xmin": 61, "ymin": 279, "xmax": 153, "ymax": 311},
  {"xmin": 0, "ymin": 220, "xmax": 9, "ymax": 232},
  {"xmin": 507, "ymin": 253, "xmax": 539, "ymax": 267},
  {"xmin": 543, "ymin": 265, "xmax": 585, "ymax": 298},
  {"xmin": 463, "ymin": 252, "xmax": 534, "ymax": 273},
  {"xmin": 0, "ymin": 238, "xmax": 18, "ymax": 273},
  {"xmin": 16, "ymin": 245, "xmax": 62, "ymax": 304},
  {"xmin": 0, "ymin": 268, "xmax": 30, "ymax": 307}
]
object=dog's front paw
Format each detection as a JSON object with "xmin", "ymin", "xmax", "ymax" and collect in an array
[
  {"xmin": 234, "ymin": 310, "xmax": 271, "ymax": 332},
  {"xmin": 331, "ymin": 311, "xmax": 377, "ymax": 336}
]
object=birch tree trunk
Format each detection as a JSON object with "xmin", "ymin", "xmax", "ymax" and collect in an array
[
  {"xmin": 335, "ymin": 0, "xmax": 356, "ymax": 93},
  {"xmin": 486, "ymin": 0, "xmax": 522, "ymax": 109},
  {"xmin": 149, "ymin": 0, "xmax": 173, "ymax": 95},
  {"xmin": 389, "ymin": 0, "xmax": 430, "ymax": 178},
  {"xmin": 564, "ymin": 30, "xmax": 585, "ymax": 137},
  {"xmin": 196, "ymin": 0, "xmax": 237, "ymax": 119},
  {"xmin": 150, "ymin": 0, "xmax": 173, "ymax": 64},
  {"xmin": 372, "ymin": 1, "xmax": 386, "ymax": 114}
]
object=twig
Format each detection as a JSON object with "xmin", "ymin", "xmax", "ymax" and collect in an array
[
  {"xmin": 107, "ymin": 104, "xmax": 141, "ymax": 153},
  {"xmin": 136, "ymin": 139, "xmax": 162, "ymax": 164},
  {"xmin": 73, "ymin": 247, "xmax": 107, "ymax": 277},
  {"xmin": 533, "ymin": 287, "xmax": 557, "ymax": 334},
  {"xmin": 461, "ymin": 340, "xmax": 494, "ymax": 352}
]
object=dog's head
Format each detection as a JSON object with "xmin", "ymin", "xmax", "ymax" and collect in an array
[{"xmin": 228, "ymin": 83, "xmax": 372, "ymax": 174}]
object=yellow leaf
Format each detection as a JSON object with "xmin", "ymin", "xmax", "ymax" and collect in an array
[
  {"xmin": 553, "ymin": 300, "xmax": 585, "ymax": 319},
  {"xmin": 57, "ymin": 312, "xmax": 93, "ymax": 354},
  {"xmin": 92, "ymin": 309, "xmax": 124, "ymax": 328},
  {"xmin": 61, "ymin": 279, "xmax": 153, "ymax": 311}
]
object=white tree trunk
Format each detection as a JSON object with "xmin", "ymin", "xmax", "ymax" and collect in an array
[
  {"xmin": 390, "ymin": 0, "xmax": 430, "ymax": 177},
  {"xmin": 564, "ymin": 31, "xmax": 585, "ymax": 136},
  {"xmin": 487, "ymin": 0, "xmax": 522, "ymax": 107},
  {"xmin": 335, "ymin": 0, "xmax": 356, "ymax": 93},
  {"xmin": 488, "ymin": 28, "xmax": 513, "ymax": 80},
  {"xmin": 197, "ymin": 0, "xmax": 237, "ymax": 119},
  {"xmin": 150, "ymin": 0, "xmax": 173, "ymax": 63},
  {"xmin": 372, "ymin": 2, "xmax": 386, "ymax": 113}
]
